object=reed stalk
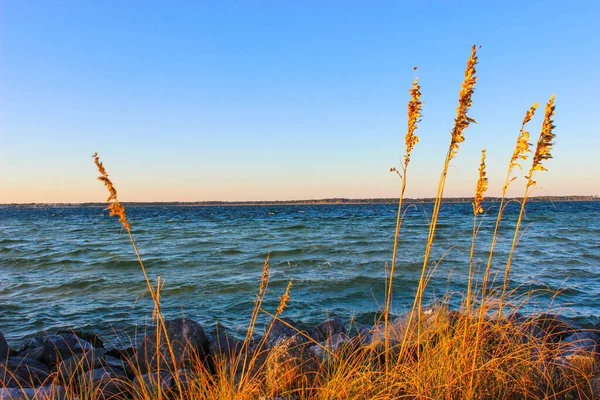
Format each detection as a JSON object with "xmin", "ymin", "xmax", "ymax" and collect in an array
[
  {"xmin": 465, "ymin": 149, "xmax": 488, "ymax": 317},
  {"xmin": 400, "ymin": 45, "xmax": 479, "ymax": 358},
  {"xmin": 92, "ymin": 153, "xmax": 185, "ymax": 399},
  {"xmin": 383, "ymin": 71, "xmax": 422, "ymax": 368},
  {"xmin": 498, "ymin": 95, "xmax": 556, "ymax": 318},
  {"xmin": 467, "ymin": 103, "xmax": 538, "ymax": 398}
]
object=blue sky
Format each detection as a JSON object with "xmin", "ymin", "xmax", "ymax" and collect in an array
[{"xmin": 1, "ymin": 1, "xmax": 598, "ymax": 202}]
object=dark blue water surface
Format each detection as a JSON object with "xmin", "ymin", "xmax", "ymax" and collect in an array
[{"xmin": 1, "ymin": 201, "xmax": 599, "ymax": 343}]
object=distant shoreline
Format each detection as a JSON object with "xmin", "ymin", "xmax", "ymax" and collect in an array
[{"xmin": 1, "ymin": 195, "xmax": 598, "ymax": 207}]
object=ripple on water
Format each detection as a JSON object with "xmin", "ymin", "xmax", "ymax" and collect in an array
[{"xmin": 0, "ymin": 202, "xmax": 599, "ymax": 342}]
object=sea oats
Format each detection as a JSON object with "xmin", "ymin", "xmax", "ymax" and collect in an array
[
  {"xmin": 473, "ymin": 149, "xmax": 488, "ymax": 215},
  {"xmin": 404, "ymin": 74, "xmax": 423, "ymax": 167},
  {"xmin": 527, "ymin": 95, "xmax": 556, "ymax": 186},
  {"xmin": 93, "ymin": 152, "xmax": 131, "ymax": 231},
  {"xmin": 449, "ymin": 45, "xmax": 478, "ymax": 160},
  {"xmin": 276, "ymin": 279, "xmax": 293, "ymax": 316}
]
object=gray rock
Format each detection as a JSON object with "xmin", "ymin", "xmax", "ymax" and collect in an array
[
  {"xmin": 0, "ymin": 385, "xmax": 66, "ymax": 400},
  {"xmin": 0, "ymin": 331, "xmax": 9, "ymax": 361},
  {"xmin": 0, "ymin": 357, "xmax": 51, "ymax": 388},
  {"xmin": 16, "ymin": 348, "xmax": 44, "ymax": 363},
  {"xmin": 554, "ymin": 331, "xmax": 600, "ymax": 370},
  {"xmin": 562, "ymin": 331, "xmax": 600, "ymax": 354},
  {"xmin": 135, "ymin": 318, "xmax": 210, "ymax": 373},
  {"xmin": 84, "ymin": 367, "xmax": 130, "ymax": 400},
  {"xmin": 100, "ymin": 355, "xmax": 135, "ymax": 379},
  {"xmin": 54, "ymin": 329, "xmax": 104, "ymax": 349},
  {"xmin": 209, "ymin": 332, "xmax": 244, "ymax": 358},
  {"xmin": 264, "ymin": 334, "xmax": 318, "ymax": 391},
  {"xmin": 310, "ymin": 333, "xmax": 351, "ymax": 362},
  {"xmin": 531, "ymin": 313, "xmax": 581, "ymax": 342},
  {"xmin": 312, "ymin": 318, "xmax": 346, "ymax": 342},
  {"xmin": 56, "ymin": 348, "xmax": 106, "ymax": 379},
  {"xmin": 18, "ymin": 334, "xmax": 93, "ymax": 366},
  {"xmin": 133, "ymin": 371, "xmax": 173, "ymax": 395},
  {"xmin": 266, "ymin": 317, "xmax": 297, "ymax": 347}
]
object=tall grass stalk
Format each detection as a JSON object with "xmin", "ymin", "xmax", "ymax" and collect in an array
[
  {"xmin": 477, "ymin": 103, "xmax": 539, "ymax": 314},
  {"xmin": 498, "ymin": 94, "xmax": 556, "ymax": 318},
  {"xmin": 400, "ymin": 45, "xmax": 479, "ymax": 358},
  {"xmin": 93, "ymin": 153, "xmax": 185, "ymax": 399},
  {"xmin": 466, "ymin": 103, "xmax": 539, "ymax": 398},
  {"xmin": 465, "ymin": 149, "xmax": 488, "ymax": 317},
  {"xmin": 383, "ymin": 71, "xmax": 422, "ymax": 368}
]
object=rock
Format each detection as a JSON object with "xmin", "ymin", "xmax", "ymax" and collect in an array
[
  {"xmin": 531, "ymin": 313, "xmax": 581, "ymax": 342},
  {"xmin": 17, "ymin": 348, "xmax": 45, "ymax": 363},
  {"xmin": 83, "ymin": 367, "xmax": 130, "ymax": 400},
  {"xmin": 309, "ymin": 333, "xmax": 351, "ymax": 363},
  {"xmin": 133, "ymin": 371, "xmax": 173, "ymax": 395},
  {"xmin": 56, "ymin": 348, "xmax": 106, "ymax": 379},
  {"xmin": 265, "ymin": 334, "xmax": 315, "ymax": 393},
  {"xmin": 562, "ymin": 331, "xmax": 599, "ymax": 354},
  {"xmin": 0, "ymin": 385, "xmax": 66, "ymax": 400},
  {"xmin": 135, "ymin": 318, "xmax": 210, "ymax": 373},
  {"xmin": 0, "ymin": 331, "xmax": 9, "ymax": 361},
  {"xmin": 554, "ymin": 331, "xmax": 600, "ymax": 370},
  {"xmin": 100, "ymin": 355, "xmax": 135, "ymax": 379},
  {"xmin": 265, "ymin": 318, "xmax": 297, "ymax": 347},
  {"xmin": 18, "ymin": 334, "xmax": 93, "ymax": 366},
  {"xmin": 55, "ymin": 329, "xmax": 104, "ymax": 349},
  {"xmin": 105, "ymin": 346, "xmax": 135, "ymax": 361},
  {"xmin": 312, "ymin": 318, "xmax": 346, "ymax": 342},
  {"xmin": 209, "ymin": 332, "xmax": 244, "ymax": 358},
  {"xmin": 0, "ymin": 357, "xmax": 51, "ymax": 388}
]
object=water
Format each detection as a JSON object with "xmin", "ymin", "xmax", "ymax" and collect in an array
[{"xmin": 1, "ymin": 201, "xmax": 599, "ymax": 344}]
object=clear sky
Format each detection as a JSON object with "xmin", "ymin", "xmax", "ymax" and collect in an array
[{"xmin": 1, "ymin": 1, "xmax": 599, "ymax": 203}]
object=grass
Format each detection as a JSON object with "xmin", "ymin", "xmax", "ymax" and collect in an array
[{"xmin": 5, "ymin": 46, "xmax": 595, "ymax": 400}]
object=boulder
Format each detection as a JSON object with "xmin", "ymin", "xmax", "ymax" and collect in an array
[
  {"xmin": 531, "ymin": 313, "xmax": 581, "ymax": 342},
  {"xmin": 18, "ymin": 334, "xmax": 93, "ymax": 366},
  {"xmin": 100, "ymin": 355, "xmax": 135, "ymax": 379},
  {"xmin": 0, "ymin": 331, "xmax": 9, "ymax": 361},
  {"xmin": 312, "ymin": 318, "xmax": 346, "ymax": 342},
  {"xmin": 56, "ymin": 349, "xmax": 106, "ymax": 379},
  {"xmin": 0, "ymin": 385, "xmax": 66, "ymax": 400},
  {"xmin": 309, "ymin": 333, "xmax": 351, "ymax": 363},
  {"xmin": 209, "ymin": 332, "xmax": 244, "ymax": 358},
  {"xmin": 265, "ymin": 318, "xmax": 298, "ymax": 347},
  {"xmin": 82, "ymin": 367, "xmax": 130, "ymax": 400},
  {"xmin": 0, "ymin": 357, "xmax": 51, "ymax": 388},
  {"xmin": 264, "ymin": 334, "xmax": 316, "ymax": 393},
  {"xmin": 55, "ymin": 329, "xmax": 104, "ymax": 349},
  {"xmin": 135, "ymin": 319, "xmax": 210, "ymax": 373},
  {"xmin": 562, "ymin": 331, "xmax": 600, "ymax": 354},
  {"xmin": 133, "ymin": 371, "xmax": 173, "ymax": 396}
]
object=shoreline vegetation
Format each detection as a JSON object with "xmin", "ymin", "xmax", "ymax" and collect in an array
[
  {"xmin": 1, "ymin": 195, "xmax": 598, "ymax": 207},
  {"xmin": 4, "ymin": 47, "xmax": 600, "ymax": 399}
]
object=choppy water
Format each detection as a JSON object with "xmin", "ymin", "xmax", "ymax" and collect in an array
[{"xmin": 1, "ymin": 201, "xmax": 599, "ymax": 343}]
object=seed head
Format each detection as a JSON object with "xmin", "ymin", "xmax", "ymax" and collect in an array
[
  {"xmin": 526, "ymin": 95, "xmax": 556, "ymax": 187},
  {"xmin": 449, "ymin": 45, "xmax": 478, "ymax": 160},
  {"xmin": 92, "ymin": 152, "xmax": 131, "ymax": 231},
  {"xmin": 473, "ymin": 149, "xmax": 488, "ymax": 215},
  {"xmin": 404, "ymin": 74, "xmax": 423, "ymax": 167},
  {"xmin": 276, "ymin": 279, "xmax": 293, "ymax": 316}
]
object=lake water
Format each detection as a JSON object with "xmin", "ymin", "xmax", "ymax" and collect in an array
[{"xmin": 1, "ymin": 201, "xmax": 599, "ymax": 344}]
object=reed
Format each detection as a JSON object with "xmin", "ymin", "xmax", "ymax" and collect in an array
[
  {"xmin": 383, "ymin": 69, "xmax": 422, "ymax": 368},
  {"xmin": 400, "ymin": 45, "xmax": 479, "ymax": 360},
  {"xmin": 498, "ymin": 94, "xmax": 556, "ymax": 318}
]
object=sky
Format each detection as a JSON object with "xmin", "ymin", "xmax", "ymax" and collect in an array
[{"xmin": 1, "ymin": 1, "xmax": 599, "ymax": 203}]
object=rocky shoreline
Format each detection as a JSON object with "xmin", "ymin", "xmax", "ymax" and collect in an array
[{"xmin": 2, "ymin": 310, "xmax": 600, "ymax": 399}]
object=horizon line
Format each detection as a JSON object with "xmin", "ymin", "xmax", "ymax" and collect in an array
[{"xmin": 1, "ymin": 195, "xmax": 598, "ymax": 206}]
